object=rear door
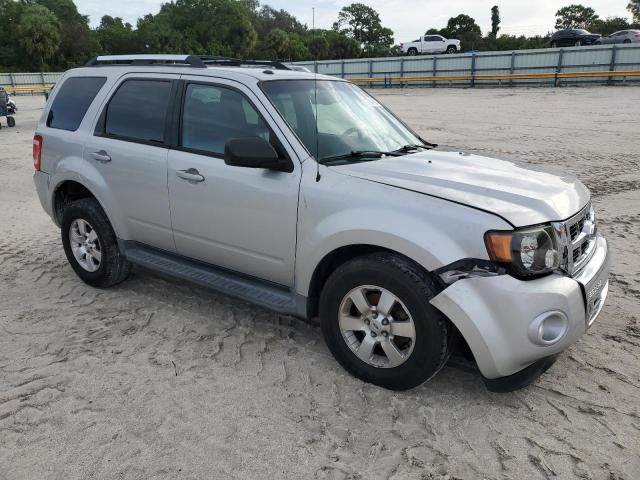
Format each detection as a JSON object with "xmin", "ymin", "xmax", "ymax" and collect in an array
[
  {"xmin": 166, "ymin": 77, "xmax": 301, "ymax": 286},
  {"xmin": 84, "ymin": 73, "xmax": 179, "ymax": 252}
]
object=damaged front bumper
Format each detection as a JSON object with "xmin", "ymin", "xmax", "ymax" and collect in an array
[{"xmin": 430, "ymin": 234, "xmax": 609, "ymax": 382}]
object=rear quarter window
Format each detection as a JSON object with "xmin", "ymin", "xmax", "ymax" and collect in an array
[{"xmin": 46, "ymin": 77, "xmax": 106, "ymax": 131}]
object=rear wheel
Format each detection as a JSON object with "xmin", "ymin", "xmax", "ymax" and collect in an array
[
  {"xmin": 61, "ymin": 198, "xmax": 131, "ymax": 288},
  {"xmin": 551, "ymin": 41, "xmax": 557, "ymax": 48},
  {"xmin": 446, "ymin": 45, "xmax": 457, "ymax": 54},
  {"xmin": 407, "ymin": 48, "xmax": 418, "ymax": 56},
  {"xmin": 575, "ymin": 39, "xmax": 582, "ymax": 46},
  {"xmin": 7, "ymin": 116, "xmax": 15, "ymax": 127},
  {"xmin": 319, "ymin": 253, "xmax": 450, "ymax": 391},
  {"xmin": 624, "ymin": 39, "xmax": 631, "ymax": 44}
]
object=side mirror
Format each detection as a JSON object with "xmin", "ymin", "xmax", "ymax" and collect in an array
[{"xmin": 224, "ymin": 137, "xmax": 289, "ymax": 171}]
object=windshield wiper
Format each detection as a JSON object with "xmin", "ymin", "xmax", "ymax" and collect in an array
[
  {"xmin": 319, "ymin": 150, "xmax": 403, "ymax": 165},
  {"xmin": 394, "ymin": 142, "xmax": 438, "ymax": 153}
]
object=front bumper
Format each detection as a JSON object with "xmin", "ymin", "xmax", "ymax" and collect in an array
[{"xmin": 431, "ymin": 234, "xmax": 609, "ymax": 379}]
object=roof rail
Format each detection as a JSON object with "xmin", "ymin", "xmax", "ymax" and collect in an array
[
  {"xmin": 85, "ymin": 55, "xmax": 207, "ymax": 68},
  {"xmin": 196, "ymin": 56, "xmax": 291, "ymax": 70},
  {"xmin": 84, "ymin": 55, "xmax": 291, "ymax": 70}
]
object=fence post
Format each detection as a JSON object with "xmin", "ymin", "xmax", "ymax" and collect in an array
[
  {"xmin": 432, "ymin": 56, "xmax": 437, "ymax": 89},
  {"xmin": 341, "ymin": 60, "xmax": 345, "ymax": 79},
  {"xmin": 509, "ymin": 51, "xmax": 516, "ymax": 87},
  {"xmin": 10, "ymin": 72, "xmax": 15, "ymax": 88},
  {"xmin": 608, "ymin": 46, "xmax": 618, "ymax": 86},
  {"xmin": 471, "ymin": 53, "xmax": 476, "ymax": 88},
  {"xmin": 555, "ymin": 49, "xmax": 564, "ymax": 87},
  {"xmin": 400, "ymin": 57, "xmax": 404, "ymax": 88}
]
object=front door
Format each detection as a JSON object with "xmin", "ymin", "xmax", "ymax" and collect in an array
[{"xmin": 167, "ymin": 79, "xmax": 300, "ymax": 286}]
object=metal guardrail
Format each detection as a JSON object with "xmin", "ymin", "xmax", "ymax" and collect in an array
[
  {"xmin": 2, "ymin": 44, "xmax": 640, "ymax": 90},
  {"xmin": 294, "ymin": 44, "xmax": 640, "ymax": 87},
  {"xmin": 349, "ymin": 69, "xmax": 640, "ymax": 88}
]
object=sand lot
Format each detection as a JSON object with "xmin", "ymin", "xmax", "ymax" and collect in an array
[{"xmin": 1, "ymin": 88, "xmax": 639, "ymax": 479}]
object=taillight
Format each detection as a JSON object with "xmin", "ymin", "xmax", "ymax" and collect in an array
[{"xmin": 33, "ymin": 135, "xmax": 43, "ymax": 171}]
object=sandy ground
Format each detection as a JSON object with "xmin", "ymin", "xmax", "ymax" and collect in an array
[{"xmin": 1, "ymin": 88, "xmax": 639, "ymax": 480}]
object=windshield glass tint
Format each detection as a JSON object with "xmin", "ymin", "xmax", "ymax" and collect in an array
[{"xmin": 261, "ymin": 80, "xmax": 422, "ymax": 160}]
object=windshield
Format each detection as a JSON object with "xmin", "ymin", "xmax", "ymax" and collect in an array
[{"xmin": 260, "ymin": 80, "xmax": 423, "ymax": 162}]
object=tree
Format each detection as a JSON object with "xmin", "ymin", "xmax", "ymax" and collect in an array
[
  {"xmin": 333, "ymin": 3, "xmax": 394, "ymax": 56},
  {"xmin": 589, "ymin": 17, "xmax": 631, "ymax": 36},
  {"xmin": 137, "ymin": 0, "xmax": 257, "ymax": 57},
  {"xmin": 96, "ymin": 16, "xmax": 139, "ymax": 54},
  {"xmin": 628, "ymin": 0, "xmax": 640, "ymax": 22},
  {"xmin": 555, "ymin": 4, "xmax": 599, "ymax": 30},
  {"xmin": 15, "ymin": 4, "xmax": 61, "ymax": 69},
  {"xmin": 35, "ymin": 0, "xmax": 98, "ymax": 68},
  {"xmin": 265, "ymin": 28, "xmax": 289, "ymax": 59},
  {"xmin": 442, "ymin": 14, "xmax": 482, "ymax": 50},
  {"xmin": 491, "ymin": 6, "xmax": 500, "ymax": 37},
  {"xmin": 444, "ymin": 14, "xmax": 482, "ymax": 36}
]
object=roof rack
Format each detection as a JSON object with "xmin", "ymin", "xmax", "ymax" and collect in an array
[{"xmin": 84, "ymin": 55, "xmax": 291, "ymax": 70}]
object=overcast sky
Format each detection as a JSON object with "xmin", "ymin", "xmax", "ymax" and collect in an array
[{"xmin": 77, "ymin": 0, "xmax": 634, "ymax": 41}]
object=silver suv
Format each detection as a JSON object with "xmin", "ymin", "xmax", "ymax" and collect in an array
[{"xmin": 33, "ymin": 55, "xmax": 610, "ymax": 392}]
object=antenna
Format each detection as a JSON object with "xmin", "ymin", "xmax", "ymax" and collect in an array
[{"xmin": 313, "ymin": 7, "xmax": 321, "ymax": 182}]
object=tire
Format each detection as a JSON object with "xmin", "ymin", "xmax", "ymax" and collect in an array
[
  {"xmin": 550, "ymin": 41, "xmax": 557, "ymax": 48},
  {"xmin": 7, "ymin": 116, "xmax": 15, "ymax": 127},
  {"xmin": 575, "ymin": 39, "xmax": 582, "ymax": 46},
  {"xmin": 407, "ymin": 48, "xmax": 418, "ymax": 56},
  {"xmin": 319, "ymin": 252, "xmax": 450, "ymax": 391},
  {"xmin": 61, "ymin": 198, "xmax": 131, "ymax": 288},
  {"xmin": 446, "ymin": 45, "xmax": 457, "ymax": 54},
  {"xmin": 624, "ymin": 39, "xmax": 631, "ymax": 44}
]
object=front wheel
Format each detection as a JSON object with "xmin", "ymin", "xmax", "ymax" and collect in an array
[
  {"xmin": 7, "ymin": 116, "xmax": 15, "ymax": 127},
  {"xmin": 61, "ymin": 198, "xmax": 131, "ymax": 288},
  {"xmin": 319, "ymin": 253, "xmax": 450, "ymax": 391},
  {"xmin": 407, "ymin": 48, "xmax": 418, "ymax": 56}
]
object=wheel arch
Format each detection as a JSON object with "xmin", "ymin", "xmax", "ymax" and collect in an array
[
  {"xmin": 52, "ymin": 179, "xmax": 118, "ymax": 239},
  {"xmin": 304, "ymin": 244, "xmax": 444, "ymax": 320}
]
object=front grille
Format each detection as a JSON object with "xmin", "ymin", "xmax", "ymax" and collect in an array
[{"xmin": 554, "ymin": 204, "xmax": 597, "ymax": 275}]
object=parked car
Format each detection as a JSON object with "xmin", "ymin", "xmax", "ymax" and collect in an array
[
  {"xmin": 596, "ymin": 30, "xmax": 640, "ymax": 44},
  {"xmin": 33, "ymin": 54, "xmax": 609, "ymax": 393},
  {"xmin": 550, "ymin": 29, "xmax": 601, "ymax": 47},
  {"xmin": 401, "ymin": 35, "xmax": 461, "ymax": 55}
]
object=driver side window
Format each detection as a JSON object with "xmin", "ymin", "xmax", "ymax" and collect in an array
[{"xmin": 181, "ymin": 84, "xmax": 270, "ymax": 156}]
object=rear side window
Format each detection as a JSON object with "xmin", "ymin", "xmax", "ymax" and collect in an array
[
  {"xmin": 104, "ymin": 80, "xmax": 172, "ymax": 144},
  {"xmin": 46, "ymin": 77, "xmax": 106, "ymax": 131}
]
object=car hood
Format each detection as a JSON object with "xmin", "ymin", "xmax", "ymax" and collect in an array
[{"xmin": 332, "ymin": 150, "xmax": 590, "ymax": 227}]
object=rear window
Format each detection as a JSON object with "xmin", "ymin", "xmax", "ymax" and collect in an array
[
  {"xmin": 104, "ymin": 79, "xmax": 172, "ymax": 144},
  {"xmin": 46, "ymin": 77, "xmax": 106, "ymax": 131}
]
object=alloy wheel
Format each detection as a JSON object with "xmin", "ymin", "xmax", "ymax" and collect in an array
[
  {"xmin": 69, "ymin": 218, "xmax": 102, "ymax": 272},
  {"xmin": 338, "ymin": 285, "xmax": 416, "ymax": 368}
]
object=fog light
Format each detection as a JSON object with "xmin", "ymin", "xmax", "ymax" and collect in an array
[{"xmin": 527, "ymin": 311, "xmax": 568, "ymax": 346}]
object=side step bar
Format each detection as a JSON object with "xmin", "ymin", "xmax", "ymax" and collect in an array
[{"xmin": 123, "ymin": 244, "xmax": 305, "ymax": 317}]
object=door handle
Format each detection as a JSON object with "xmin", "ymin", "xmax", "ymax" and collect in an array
[
  {"xmin": 91, "ymin": 150, "xmax": 111, "ymax": 163},
  {"xmin": 176, "ymin": 168, "xmax": 205, "ymax": 183}
]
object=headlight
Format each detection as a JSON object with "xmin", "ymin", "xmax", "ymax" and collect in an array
[{"xmin": 484, "ymin": 225, "xmax": 560, "ymax": 278}]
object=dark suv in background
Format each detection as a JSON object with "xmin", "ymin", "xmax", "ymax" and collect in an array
[{"xmin": 551, "ymin": 29, "xmax": 601, "ymax": 48}]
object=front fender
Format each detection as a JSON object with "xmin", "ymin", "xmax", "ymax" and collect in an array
[{"xmin": 294, "ymin": 166, "xmax": 512, "ymax": 296}]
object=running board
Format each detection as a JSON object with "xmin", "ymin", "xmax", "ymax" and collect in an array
[{"xmin": 123, "ymin": 244, "xmax": 304, "ymax": 317}]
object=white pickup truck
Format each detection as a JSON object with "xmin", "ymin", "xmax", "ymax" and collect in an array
[{"xmin": 401, "ymin": 35, "xmax": 461, "ymax": 55}]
